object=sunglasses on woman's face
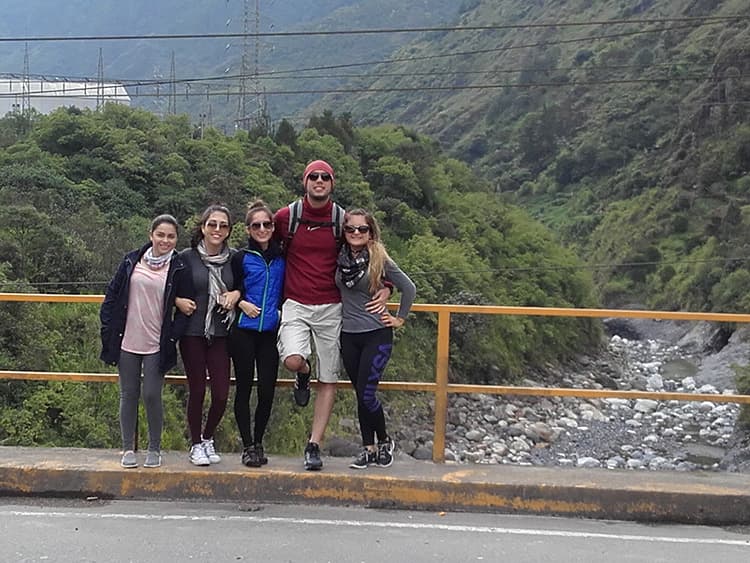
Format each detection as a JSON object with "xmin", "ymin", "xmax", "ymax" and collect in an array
[
  {"xmin": 307, "ymin": 173, "xmax": 332, "ymax": 182},
  {"xmin": 249, "ymin": 221, "xmax": 274, "ymax": 231},
  {"xmin": 344, "ymin": 225, "xmax": 370, "ymax": 234},
  {"xmin": 205, "ymin": 220, "xmax": 230, "ymax": 230}
]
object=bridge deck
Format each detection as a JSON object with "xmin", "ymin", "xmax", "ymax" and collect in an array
[{"xmin": 1, "ymin": 446, "xmax": 749, "ymax": 525}]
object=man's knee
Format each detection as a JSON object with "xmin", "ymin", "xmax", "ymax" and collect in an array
[
  {"xmin": 316, "ymin": 381, "xmax": 336, "ymax": 398},
  {"xmin": 284, "ymin": 354, "xmax": 307, "ymax": 373}
]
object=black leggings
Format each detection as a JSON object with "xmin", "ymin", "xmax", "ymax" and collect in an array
[
  {"xmin": 229, "ymin": 328, "xmax": 279, "ymax": 447},
  {"xmin": 340, "ymin": 328, "xmax": 393, "ymax": 447}
]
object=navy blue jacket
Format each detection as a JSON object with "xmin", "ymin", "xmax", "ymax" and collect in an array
[
  {"xmin": 231, "ymin": 239, "xmax": 285, "ymax": 333},
  {"xmin": 99, "ymin": 243, "xmax": 189, "ymax": 374}
]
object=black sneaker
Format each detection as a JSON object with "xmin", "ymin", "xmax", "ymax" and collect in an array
[
  {"xmin": 349, "ymin": 448, "xmax": 377, "ymax": 469},
  {"xmin": 255, "ymin": 443, "xmax": 268, "ymax": 465},
  {"xmin": 293, "ymin": 366, "xmax": 311, "ymax": 407},
  {"xmin": 304, "ymin": 442, "xmax": 323, "ymax": 471},
  {"xmin": 377, "ymin": 437, "xmax": 395, "ymax": 468},
  {"xmin": 242, "ymin": 445, "xmax": 261, "ymax": 467}
]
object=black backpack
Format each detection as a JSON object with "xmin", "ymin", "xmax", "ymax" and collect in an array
[{"xmin": 285, "ymin": 198, "xmax": 345, "ymax": 251}]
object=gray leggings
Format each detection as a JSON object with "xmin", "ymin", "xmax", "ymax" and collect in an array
[{"xmin": 118, "ymin": 350, "xmax": 164, "ymax": 452}]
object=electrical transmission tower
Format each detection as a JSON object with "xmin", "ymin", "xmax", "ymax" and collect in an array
[
  {"xmin": 235, "ymin": 0, "xmax": 269, "ymax": 132},
  {"xmin": 236, "ymin": 0, "xmax": 251, "ymax": 129},
  {"xmin": 252, "ymin": 0, "xmax": 270, "ymax": 133},
  {"xmin": 96, "ymin": 48, "xmax": 105, "ymax": 110},
  {"xmin": 168, "ymin": 51, "xmax": 177, "ymax": 115},
  {"xmin": 21, "ymin": 43, "xmax": 31, "ymax": 117}
]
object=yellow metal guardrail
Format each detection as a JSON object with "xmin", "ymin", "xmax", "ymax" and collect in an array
[{"xmin": 2, "ymin": 292, "xmax": 750, "ymax": 462}]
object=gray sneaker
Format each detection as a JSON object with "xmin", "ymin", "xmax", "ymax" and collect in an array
[
  {"xmin": 144, "ymin": 451, "xmax": 162, "ymax": 468},
  {"xmin": 120, "ymin": 450, "xmax": 137, "ymax": 468}
]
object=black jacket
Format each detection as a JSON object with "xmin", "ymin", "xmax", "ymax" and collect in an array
[{"xmin": 99, "ymin": 243, "xmax": 189, "ymax": 374}]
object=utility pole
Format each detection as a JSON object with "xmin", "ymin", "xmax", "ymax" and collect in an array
[{"xmin": 199, "ymin": 113, "xmax": 207, "ymax": 139}]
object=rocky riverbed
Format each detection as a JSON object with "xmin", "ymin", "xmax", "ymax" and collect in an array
[{"xmin": 390, "ymin": 319, "xmax": 750, "ymax": 473}]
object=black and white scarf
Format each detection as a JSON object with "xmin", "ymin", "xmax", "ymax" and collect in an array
[
  {"xmin": 337, "ymin": 246, "xmax": 369, "ymax": 288},
  {"xmin": 196, "ymin": 241, "xmax": 235, "ymax": 339}
]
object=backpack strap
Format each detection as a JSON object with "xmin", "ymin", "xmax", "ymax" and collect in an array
[
  {"xmin": 287, "ymin": 199, "xmax": 303, "ymax": 236},
  {"xmin": 285, "ymin": 198, "xmax": 346, "ymax": 252},
  {"xmin": 331, "ymin": 202, "xmax": 345, "ymax": 239}
]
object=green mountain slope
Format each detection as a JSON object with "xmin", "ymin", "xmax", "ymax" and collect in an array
[{"xmin": 322, "ymin": 0, "xmax": 750, "ymax": 311}]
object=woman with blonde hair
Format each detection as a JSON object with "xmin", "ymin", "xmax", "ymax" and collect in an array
[{"xmin": 335, "ymin": 209, "xmax": 416, "ymax": 469}]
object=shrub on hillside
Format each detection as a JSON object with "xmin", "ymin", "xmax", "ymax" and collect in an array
[{"xmin": 735, "ymin": 364, "xmax": 750, "ymax": 428}]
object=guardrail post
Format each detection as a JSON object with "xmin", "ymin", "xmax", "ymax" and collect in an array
[{"xmin": 432, "ymin": 309, "xmax": 450, "ymax": 463}]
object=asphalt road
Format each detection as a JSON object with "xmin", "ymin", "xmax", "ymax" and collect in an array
[{"xmin": 1, "ymin": 497, "xmax": 748, "ymax": 562}]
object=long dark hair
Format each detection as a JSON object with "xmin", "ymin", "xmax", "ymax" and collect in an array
[{"xmin": 190, "ymin": 204, "xmax": 233, "ymax": 248}]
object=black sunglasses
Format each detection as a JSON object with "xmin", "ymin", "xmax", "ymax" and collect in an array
[
  {"xmin": 248, "ymin": 221, "xmax": 274, "ymax": 231},
  {"xmin": 307, "ymin": 173, "xmax": 332, "ymax": 182},
  {"xmin": 344, "ymin": 225, "xmax": 371, "ymax": 234}
]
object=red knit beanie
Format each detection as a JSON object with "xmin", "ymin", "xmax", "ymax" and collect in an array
[{"xmin": 302, "ymin": 160, "xmax": 335, "ymax": 186}]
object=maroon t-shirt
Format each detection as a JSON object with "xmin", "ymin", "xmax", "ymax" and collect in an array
[{"xmin": 274, "ymin": 198, "xmax": 341, "ymax": 305}]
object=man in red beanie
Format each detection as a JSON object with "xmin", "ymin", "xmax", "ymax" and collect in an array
[{"xmin": 274, "ymin": 159, "xmax": 390, "ymax": 470}]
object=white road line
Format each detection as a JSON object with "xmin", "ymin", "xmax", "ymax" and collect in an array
[{"xmin": 1, "ymin": 510, "xmax": 748, "ymax": 547}]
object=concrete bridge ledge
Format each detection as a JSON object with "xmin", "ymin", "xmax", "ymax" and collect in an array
[{"xmin": 1, "ymin": 446, "xmax": 750, "ymax": 525}]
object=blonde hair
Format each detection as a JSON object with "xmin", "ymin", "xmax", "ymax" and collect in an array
[{"xmin": 345, "ymin": 209, "xmax": 390, "ymax": 295}]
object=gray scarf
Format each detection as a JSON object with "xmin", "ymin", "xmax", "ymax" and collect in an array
[
  {"xmin": 196, "ymin": 241, "xmax": 235, "ymax": 339},
  {"xmin": 143, "ymin": 247, "xmax": 173, "ymax": 270}
]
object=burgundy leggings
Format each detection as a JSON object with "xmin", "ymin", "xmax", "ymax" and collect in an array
[{"xmin": 179, "ymin": 335, "xmax": 231, "ymax": 444}]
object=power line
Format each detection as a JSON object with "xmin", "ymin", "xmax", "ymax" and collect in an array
[
  {"xmin": 5, "ymin": 22, "xmax": 738, "ymax": 99},
  {"xmin": 3, "ymin": 71, "xmax": 728, "ymax": 99},
  {"xmin": 6, "ymin": 80, "xmax": 744, "ymax": 102},
  {"xmin": 0, "ymin": 21, "xmax": 723, "ymax": 96},
  {"xmin": 8, "ymin": 75, "xmax": 722, "ymax": 98},
  {"xmin": 1, "ymin": 257, "xmax": 748, "ymax": 289},
  {"xmin": 224, "ymin": 22, "xmax": 724, "ymax": 77},
  {"xmin": 0, "ymin": 15, "xmax": 746, "ymax": 43},
  {"xmin": 2, "ymin": 60, "xmax": 719, "ymax": 92},
  {"xmin": 407, "ymin": 257, "xmax": 750, "ymax": 277}
]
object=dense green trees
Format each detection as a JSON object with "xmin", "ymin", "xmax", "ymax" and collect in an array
[{"xmin": 0, "ymin": 105, "xmax": 599, "ymax": 449}]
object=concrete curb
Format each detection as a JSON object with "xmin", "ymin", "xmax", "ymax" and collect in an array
[{"xmin": 2, "ymin": 447, "xmax": 750, "ymax": 525}]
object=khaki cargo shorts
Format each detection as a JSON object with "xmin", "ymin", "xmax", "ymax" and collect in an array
[{"xmin": 277, "ymin": 299, "xmax": 342, "ymax": 383}]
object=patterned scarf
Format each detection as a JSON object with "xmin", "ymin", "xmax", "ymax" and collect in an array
[
  {"xmin": 196, "ymin": 240, "xmax": 235, "ymax": 339},
  {"xmin": 337, "ymin": 245, "xmax": 369, "ymax": 289},
  {"xmin": 142, "ymin": 247, "xmax": 173, "ymax": 270}
]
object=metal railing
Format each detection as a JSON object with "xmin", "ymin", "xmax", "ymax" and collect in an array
[{"xmin": 2, "ymin": 292, "xmax": 750, "ymax": 462}]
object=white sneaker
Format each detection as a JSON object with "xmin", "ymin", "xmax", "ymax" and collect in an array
[
  {"xmin": 202, "ymin": 437, "xmax": 221, "ymax": 464},
  {"xmin": 189, "ymin": 443, "xmax": 210, "ymax": 466}
]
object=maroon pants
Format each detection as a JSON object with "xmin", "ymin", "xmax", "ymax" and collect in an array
[{"xmin": 179, "ymin": 335, "xmax": 231, "ymax": 444}]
